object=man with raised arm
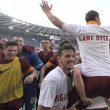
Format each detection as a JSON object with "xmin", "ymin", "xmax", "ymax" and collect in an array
[{"xmin": 40, "ymin": 0, "xmax": 110, "ymax": 109}]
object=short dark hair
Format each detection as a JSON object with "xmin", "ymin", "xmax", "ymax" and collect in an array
[
  {"xmin": 58, "ymin": 44, "xmax": 75, "ymax": 56},
  {"xmin": 0, "ymin": 37, "xmax": 7, "ymax": 39},
  {"xmin": 59, "ymin": 39, "xmax": 72, "ymax": 47},
  {"xmin": 14, "ymin": 35, "xmax": 22, "ymax": 38},
  {"xmin": 85, "ymin": 10, "xmax": 99, "ymax": 22},
  {"xmin": 41, "ymin": 38, "xmax": 50, "ymax": 43},
  {"xmin": 4, "ymin": 41, "xmax": 17, "ymax": 48}
]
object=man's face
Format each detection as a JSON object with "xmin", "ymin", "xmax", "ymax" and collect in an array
[
  {"xmin": 3, "ymin": 46, "xmax": 17, "ymax": 61},
  {"xmin": 41, "ymin": 40, "xmax": 50, "ymax": 50},
  {"xmin": 12, "ymin": 37, "xmax": 24, "ymax": 50},
  {"xmin": 59, "ymin": 49, "xmax": 76, "ymax": 71}
]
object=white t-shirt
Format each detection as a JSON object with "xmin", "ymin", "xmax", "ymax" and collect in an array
[
  {"xmin": 38, "ymin": 66, "xmax": 72, "ymax": 109},
  {"xmin": 63, "ymin": 24, "xmax": 110, "ymax": 76}
]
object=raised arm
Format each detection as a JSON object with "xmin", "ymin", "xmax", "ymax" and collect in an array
[
  {"xmin": 40, "ymin": 0, "xmax": 64, "ymax": 29},
  {"xmin": 39, "ymin": 62, "xmax": 53, "ymax": 85}
]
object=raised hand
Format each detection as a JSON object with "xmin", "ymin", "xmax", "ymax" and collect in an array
[{"xmin": 40, "ymin": 0, "xmax": 53, "ymax": 13}]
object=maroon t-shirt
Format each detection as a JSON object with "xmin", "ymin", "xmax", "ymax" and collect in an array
[
  {"xmin": 38, "ymin": 50, "xmax": 54, "ymax": 76},
  {"xmin": 49, "ymin": 55, "xmax": 59, "ymax": 68}
]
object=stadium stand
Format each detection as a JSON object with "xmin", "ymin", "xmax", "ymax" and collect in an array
[{"xmin": 0, "ymin": 12, "xmax": 78, "ymax": 49}]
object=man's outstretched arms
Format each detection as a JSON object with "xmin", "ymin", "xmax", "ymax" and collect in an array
[{"xmin": 40, "ymin": 0, "xmax": 64, "ymax": 29}]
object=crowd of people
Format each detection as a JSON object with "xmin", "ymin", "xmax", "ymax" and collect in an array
[{"xmin": 0, "ymin": 0, "xmax": 110, "ymax": 110}]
